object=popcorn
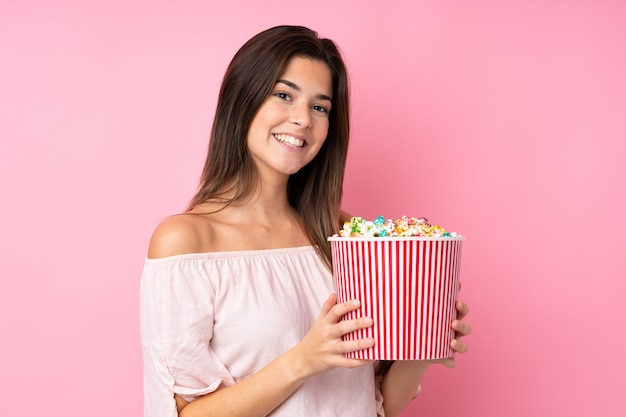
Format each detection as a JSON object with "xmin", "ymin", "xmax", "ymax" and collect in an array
[{"xmin": 337, "ymin": 215, "xmax": 457, "ymax": 238}]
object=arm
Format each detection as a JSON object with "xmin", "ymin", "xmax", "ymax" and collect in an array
[
  {"xmin": 149, "ymin": 215, "xmax": 374, "ymax": 417},
  {"xmin": 178, "ymin": 295, "xmax": 374, "ymax": 417},
  {"xmin": 177, "ymin": 347, "xmax": 306, "ymax": 417},
  {"xmin": 380, "ymin": 300, "xmax": 472, "ymax": 417}
]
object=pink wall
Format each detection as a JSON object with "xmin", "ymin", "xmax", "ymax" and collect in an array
[{"xmin": 1, "ymin": 1, "xmax": 624, "ymax": 416}]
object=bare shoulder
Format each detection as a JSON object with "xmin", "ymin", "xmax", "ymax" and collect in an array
[{"xmin": 147, "ymin": 214, "xmax": 210, "ymax": 259}]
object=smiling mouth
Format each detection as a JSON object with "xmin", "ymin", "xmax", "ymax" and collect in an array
[{"xmin": 274, "ymin": 133, "xmax": 305, "ymax": 148}]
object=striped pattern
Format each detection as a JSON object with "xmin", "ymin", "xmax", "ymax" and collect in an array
[{"xmin": 329, "ymin": 237, "xmax": 464, "ymax": 360}]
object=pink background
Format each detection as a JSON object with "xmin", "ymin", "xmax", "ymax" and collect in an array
[{"xmin": 1, "ymin": 1, "xmax": 624, "ymax": 416}]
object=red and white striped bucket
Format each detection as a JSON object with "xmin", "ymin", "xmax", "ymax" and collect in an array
[{"xmin": 328, "ymin": 236, "xmax": 464, "ymax": 360}]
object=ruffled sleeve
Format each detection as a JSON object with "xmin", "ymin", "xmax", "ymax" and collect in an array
[{"xmin": 140, "ymin": 257, "xmax": 236, "ymax": 417}]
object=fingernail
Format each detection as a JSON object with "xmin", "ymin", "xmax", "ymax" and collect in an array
[{"xmin": 352, "ymin": 300, "xmax": 360, "ymax": 307}]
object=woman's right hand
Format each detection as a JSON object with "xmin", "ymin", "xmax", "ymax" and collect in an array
[
  {"xmin": 177, "ymin": 293, "xmax": 373, "ymax": 417},
  {"xmin": 291, "ymin": 294, "xmax": 375, "ymax": 377},
  {"xmin": 179, "ymin": 294, "xmax": 375, "ymax": 417}
]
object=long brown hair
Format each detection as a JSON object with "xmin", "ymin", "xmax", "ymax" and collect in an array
[{"xmin": 188, "ymin": 26, "xmax": 350, "ymax": 269}]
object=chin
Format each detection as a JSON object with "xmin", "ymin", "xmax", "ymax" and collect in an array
[{"xmin": 276, "ymin": 161, "xmax": 311, "ymax": 176}]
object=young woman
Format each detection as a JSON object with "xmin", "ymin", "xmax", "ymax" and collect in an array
[{"xmin": 140, "ymin": 25, "xmax": 471, "ymax": 417}]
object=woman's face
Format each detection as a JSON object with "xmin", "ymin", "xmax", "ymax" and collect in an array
[{"xmin": 247, "ymin": 56, "xmax": 332, "ymax": 179}]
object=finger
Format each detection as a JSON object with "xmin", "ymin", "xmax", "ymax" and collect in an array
[
  {"xmin": 337, "ymin": 315, "xmax": 373, "ymax": 336},
  {"xmin": 318, "ymin": 294, "xmax": 337, "ymax": 318},
  {"xmin": 452, "ymin": 319, "xmax": 472, "ymax": 336},
  {"xmin": 450, "ymin": 338, "xmax": 468, "ymax": 354},
  {"xmin": 339, "ymin": 336, "xmax": 375, "ymax": 354},
  {"xmin": 455, "ymin": 300, "xmax": 469, "ymax": 320},
  {"xmin": 326, "ymin": 293, "xmax": 337, "ymax": 307},
  {"xmin": 340, "ymin": 358, "xmax": 375, "ymax": 369},
  {"xmin": 327, "ymin": 299, "xmax": 362, "ymax": 322}
]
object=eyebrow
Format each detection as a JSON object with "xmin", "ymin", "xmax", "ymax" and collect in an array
[{"xmin": 276, "ymin": 79, "xmax": 332, "ymax": 102}]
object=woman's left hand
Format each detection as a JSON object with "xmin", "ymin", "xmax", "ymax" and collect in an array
[
  {"xmin": 378, "ymin": 296, "xmax": 471, "ymax": 416},
  {"xmin": 439, "ymin": 299, "xmax": 472, "ymax": 368}
]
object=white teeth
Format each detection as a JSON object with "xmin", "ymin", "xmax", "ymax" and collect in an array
[{"xmin": 274, "ymin": 134, "xmax": 304, "ymax": 147}]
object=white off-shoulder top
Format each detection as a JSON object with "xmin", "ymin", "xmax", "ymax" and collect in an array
[{"xmin": 140, "ymin": 246, "xmax": 383, "ymax": 416}]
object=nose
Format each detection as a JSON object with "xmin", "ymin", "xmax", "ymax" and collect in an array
[{"xmin": 290, "ymin": 102, "xmax": 312, "ymax": 129}]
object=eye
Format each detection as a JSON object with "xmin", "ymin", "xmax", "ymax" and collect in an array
[
  {"xmin": 273, "ymin": 91, "xmax": 292, "ymax": 101},
  {"xmin": 312, "ymin": 104, "xmax": 329, "ymax": 114}
]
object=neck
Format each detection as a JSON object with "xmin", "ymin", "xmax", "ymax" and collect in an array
[
  {"xmin": 245, "ymin": 181, "xmax": 294, "ymax": 220},
  {"xmin": 219, "ymin": 170, "xmax": 296, "ymax": 224}
]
